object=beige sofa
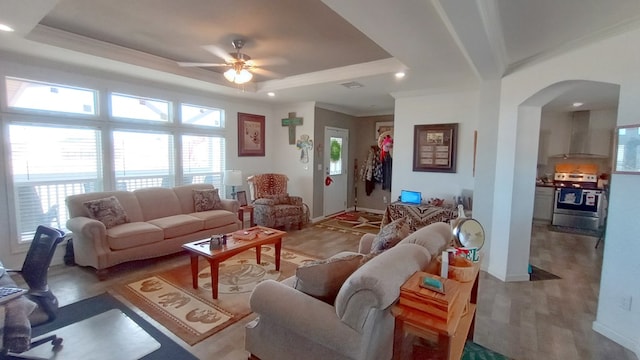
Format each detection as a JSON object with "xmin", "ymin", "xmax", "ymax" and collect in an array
[
  {"xmin": 65, "ymin": 184, "xmax": 241, "ymax": 279},
  {"xmin": 245, "ymin": 221, "xmax": 452, "ymax": 360}
]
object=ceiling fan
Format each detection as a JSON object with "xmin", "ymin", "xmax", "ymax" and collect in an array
[{"xmin": 177, "ymin": 39, "xmax": 283, "ymax": 84}]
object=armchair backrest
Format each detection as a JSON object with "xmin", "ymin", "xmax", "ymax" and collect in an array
[{"xmin": 247, "ymin": 173, "xmax": 289, "ymax": 200}]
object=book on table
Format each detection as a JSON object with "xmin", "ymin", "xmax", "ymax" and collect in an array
[{"xmin": 232, "ymin": 229, "xmax": 259, "ymax": 240}]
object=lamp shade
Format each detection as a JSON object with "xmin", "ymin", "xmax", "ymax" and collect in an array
[
  {"xmin": 223, "ymin": 170, "xmax": 243, "ymax": 186},
  {"xmin": 223, "ymin": 68, "xmax": 253, "ymax": 84}
]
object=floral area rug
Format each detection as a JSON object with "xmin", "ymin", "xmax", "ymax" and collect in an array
[
  {"xmin": 112, "ymin": 246, "xmax": 317, "ymax": 345},
  {"xmin": 314, "ymin": 211, "xmax": 383, "ymax": 235}
]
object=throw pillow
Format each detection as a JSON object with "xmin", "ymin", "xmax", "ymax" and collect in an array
[
  {"xmin": 370, "ymin": 217, "xmax": 411, "ymax": 253},
  {"xmin": 83, "ymin": 196, "xmax": 129, "ymax": 229},
  {"xmin": 193, "ymin": 189, "xmax": 222, "ymax": 212},
  {"xmin": 294, "ymin": 253, "xmax": 363, "ymax": 304}
]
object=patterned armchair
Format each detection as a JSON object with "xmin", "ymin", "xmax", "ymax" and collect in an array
[{"xmin": 247, "ymin": 173, "xmax": 305, "ymax": 230}]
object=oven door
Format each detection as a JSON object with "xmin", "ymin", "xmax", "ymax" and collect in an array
[{"xmin": 554, "ymin": 188, "xmax": 602, "ymax": 217}]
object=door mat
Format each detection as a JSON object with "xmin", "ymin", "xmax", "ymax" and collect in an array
[
  {"xmin": 548, "ymin": 224, "xmax": 602, "ymax": 238},
  {"xmin": 529, "ymin": 265, "xmax": 561, "ymax": 281},
  {"xmin": 315, "ymin": 211, "xmax": 383, "ymax": 235},
  {"xmin": 112, "ymin": 247, "xmax": 317, "ymax": 346}
]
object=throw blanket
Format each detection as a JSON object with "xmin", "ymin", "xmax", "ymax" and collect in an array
[{"xmin": 2, "ymin": 295, "xmax": 36, "ymax": 353}]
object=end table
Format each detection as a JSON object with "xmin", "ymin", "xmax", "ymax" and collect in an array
[{"xmin": 238, "ymin": 205, "xmax": 255, "ymax": 228}]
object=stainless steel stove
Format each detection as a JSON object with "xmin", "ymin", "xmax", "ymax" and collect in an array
[{"xmin": 552, "ymin": 172, "xmax": 604, "ymax": 230}]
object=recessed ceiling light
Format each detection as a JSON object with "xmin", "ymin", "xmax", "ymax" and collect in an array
[
  {"xmin": 0, "ymin": 24, "xmax": 15, "ymax": 32},
  {"xmin": 572, "ymin": 102, "xmax": 584, "ymax": 107},
  {"xmin": 395, "ymin": 72, "xmax": 406, "ymax": 78},
  {"xmin": 267, "ymin": 92, "xmax": 275, "ymax": 97}
]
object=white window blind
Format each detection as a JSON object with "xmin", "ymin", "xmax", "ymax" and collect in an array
[
  {"xmin": 182, "ymin": 135, "xmax": 226, "ymax": 191},
  {"xmin": 9, "ymin": 124, "xmax": 101, "ymax": 240},
  {"xmin": 113, "ymin": 131, "xmax": 174, "ymax": 190}
]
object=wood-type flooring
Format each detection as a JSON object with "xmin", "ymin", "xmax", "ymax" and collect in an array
[{"xmin": 22, "ymin": 221, "xmax": 637, "ymax": 360}]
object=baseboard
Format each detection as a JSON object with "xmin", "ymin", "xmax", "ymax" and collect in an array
[{"xmin": 592, "ymin": 320, "xmax": 639, "ymax": 356}]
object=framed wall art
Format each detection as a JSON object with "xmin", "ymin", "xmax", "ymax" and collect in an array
[
  {"xmin": 238, "ymin": 112, "xmax": 265, "ymax": 157},
  {"xmin": 413, "ymin": 123, "xmax": 458, "ymax": 173},
  {"xmin": 236, "ymin": 190, "xmax": 248, "ymax": 206},
  {"xmin": 613, "ymin": 124, "xmax": 640, "ymax": 174}
]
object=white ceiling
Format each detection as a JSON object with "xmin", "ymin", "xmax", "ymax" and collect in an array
[{"xmin": 1, "ymin": 0, "xmax": 639, "ymax": 116}]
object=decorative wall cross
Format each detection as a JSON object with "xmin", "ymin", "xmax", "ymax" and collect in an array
[{"xmin": 281, "ymin": 112, "xmax": 303, "ymax": 144}]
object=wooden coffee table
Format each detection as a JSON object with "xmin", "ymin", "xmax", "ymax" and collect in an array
[{"xmin": 182, "ymin": 226, "xmax": 286, "ymax": 299}]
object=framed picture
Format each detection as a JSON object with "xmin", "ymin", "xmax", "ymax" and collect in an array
[
  {"xmin": 375, "ymin": 121, "xmax": 393, "ymax": 142},
  {"xmin": 413, "ymin": 123, "xmax": 458, "ymax": 173},
  {"xmin": 238, "ymin": 112, "xmax": 265, "ymax": 157},
  {"xmin": 613, "ymin": 124, "xmax": 640, "ymax": 174},
  {"xmin": 236, "ymin": 190, "xmax": 248, "ymax": 206}
]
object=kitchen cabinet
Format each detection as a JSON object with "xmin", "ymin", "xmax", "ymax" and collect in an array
[{"xmin": 533, "ymin": 186, "xmax": 554, "ymax": 222}]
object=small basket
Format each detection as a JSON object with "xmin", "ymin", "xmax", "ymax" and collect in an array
[{"xmin": 437, "ymin": 255, "xmax": 475, "ymax": 282}]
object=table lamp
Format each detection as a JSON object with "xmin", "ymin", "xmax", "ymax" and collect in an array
[{"xmin": 223, "ymin": 170, "xmax": 243, "ymax": 199}]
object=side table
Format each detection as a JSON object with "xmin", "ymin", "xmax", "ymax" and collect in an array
[
  {"xmin": 238, "ymin": 205, "xmax": 255, "ymax": 228},
  {"xmin": 391, "ymin": 263, "xmax": 480, "ymax": 360}
]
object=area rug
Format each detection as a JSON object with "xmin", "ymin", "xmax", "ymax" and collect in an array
[
  {"xmin": 112, "ymin": 246, "xmax": 317, "ymax": 346},
  {"xmin": 529, "ymin": 264, "xmax": 561, "ymax": 281},
  {"xmin": 548, "ymin": 224, "xmax": 601, "ymax": 238},
  {"xmin": 462, "ymin": 340, "xmax": 511, "ymax": 359},
  {"xmin": 29, "ymin": 293, "xmax": 197, "ymax": 360},
  {"xmin": 315, "ymin": 211, "xmax": 383, "ymax": 235}
]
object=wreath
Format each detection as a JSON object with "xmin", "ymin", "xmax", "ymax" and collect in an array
[{"xmin": 330, "ymin": 140, "xmax": 341, "ymax": 161}]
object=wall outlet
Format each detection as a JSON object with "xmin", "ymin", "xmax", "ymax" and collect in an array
[
  {"xmin": 383, "ymin": 196, "xmax": 387, "ymax": 203},
  {"xmin": 620, "ymin": 296, "xmax": 632, "ymax": 311}
]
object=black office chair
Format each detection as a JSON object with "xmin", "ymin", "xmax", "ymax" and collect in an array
[{"xmin": 4, "ymin": 225, "xmax": 65, "ymax": 357}]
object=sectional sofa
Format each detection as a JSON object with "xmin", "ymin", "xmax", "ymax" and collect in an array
[{"xmin": 65, "ymin": 184, "xmax": 241, "ymax": 279}]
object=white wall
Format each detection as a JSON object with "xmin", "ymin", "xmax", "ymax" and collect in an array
[
  {"xmin": 271, "ymin": 102, "xmax": 316, "ymax": 214},
  {"xmin": 393, "ymin": 91, "xmax": 478, "ymax": 203},
  {"xmin": 496, "ymin": 28, "xmax": 640, "ymax": 354}
]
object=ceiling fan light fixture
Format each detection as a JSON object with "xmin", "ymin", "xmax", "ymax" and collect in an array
[{"xmin": 224, "ymin": 68, "xmax": 253, "ymax": 84}]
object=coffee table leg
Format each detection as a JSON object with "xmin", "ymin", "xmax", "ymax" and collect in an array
[
  {"xmin": 209, "ymin": 259, "xmax": 220, "ymax": 299},
  {"xmin": 275, "ymin": 238, "xmax": 282, "ymax": 271},
  {"xmin": 190, "ymin": 255, "xmax": 199, "ymax": 289}
]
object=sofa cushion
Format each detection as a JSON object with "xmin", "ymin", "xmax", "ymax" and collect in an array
[
  {"xmin": 147, "ymin": 214, "xmax": 204, "ymax": 239},
  {"xmin": 83, "ymin": 196, "xmax": 129, "ymax": 229},
  {"xmin": 173, "ymin": 184, "xmax": 216, "ymax": 213},
  {"xmin": 107, "ymin": 222, "xmax": 164, "ymax": 250},
  {"xmin": 294, "ymin": 252, "xmax": 363, "ymax": 304},
  {"xmin": 189, "ymin": 210, "xmax": 238, "ymax": 229},
  {"xmin": 370, "ymin": 217, "xmax": 411, "ymax": 253},
  {"xmin": 133, "ymin": 187, "xmax": 182, "ymax": 221},
  {"xmin": 193, "ymin": 188, "xmax": 222, "ymax": 212}
]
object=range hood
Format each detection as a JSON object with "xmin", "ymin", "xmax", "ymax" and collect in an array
[{"xmin": 550, "ymin": 111, "xmax": 608, "ymax": 159}]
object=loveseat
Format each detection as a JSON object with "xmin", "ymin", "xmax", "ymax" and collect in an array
[
  {"xmin": 65, "ymin": 184, "xmax": 241, "ymax": 279},
  {"xmin": 245, "ymin": 221, "xmax": 452, "ymax": 360}
]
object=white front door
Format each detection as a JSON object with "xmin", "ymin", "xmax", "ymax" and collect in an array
[{"xmin": 323, "ymin": 127, "xmax": 349, "ymax": 216}]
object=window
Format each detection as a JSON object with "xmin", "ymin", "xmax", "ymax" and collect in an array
[
  {"xmin": 182, "ymin": 135, "xmax": 226, "ymax": 189},
  {"xmin": 181, "ymin": 103, "xmax": 224, "ymax": 127},
  {"xmin": 3, "ymin": 77, "xmax": 230, "ymax": 246},
  {"xmin": 329, "ymin": 137, "xmax": 343, "ymax": 175},
  {"xmin": 9, "ymin": 124, "xmax": 101, "ymax": 240},
  {"xmin": 6, "ymin": 77, "xmax": 97, "ymax": 115},
  {"xmin": 111, "ymin": 93, "xmax": 170, "ymax": 122},
  {"xmin": 113, "ymin": 131, "xmax": 174, "ymax": 190}
]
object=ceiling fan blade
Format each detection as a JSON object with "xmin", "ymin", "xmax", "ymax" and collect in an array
[
  {"xmin": 201, "ymin": 45, "xmax": 235, "ymax": 63},
  {"xmin": 251, "ymin": 67, "xmax": 283, "ymax": 79},
  {"xmin": 249, "ymin": 56, "xmax": 288, "ymax": 67},
  {"xmin": 177, "ymin": 62, "xmax": 230, "ymax": 67}
]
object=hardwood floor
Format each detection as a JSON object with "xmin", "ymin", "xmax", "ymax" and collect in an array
[{"xmin": 25, "ymin": 222, "xmax": 638, "ymax": 360}]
